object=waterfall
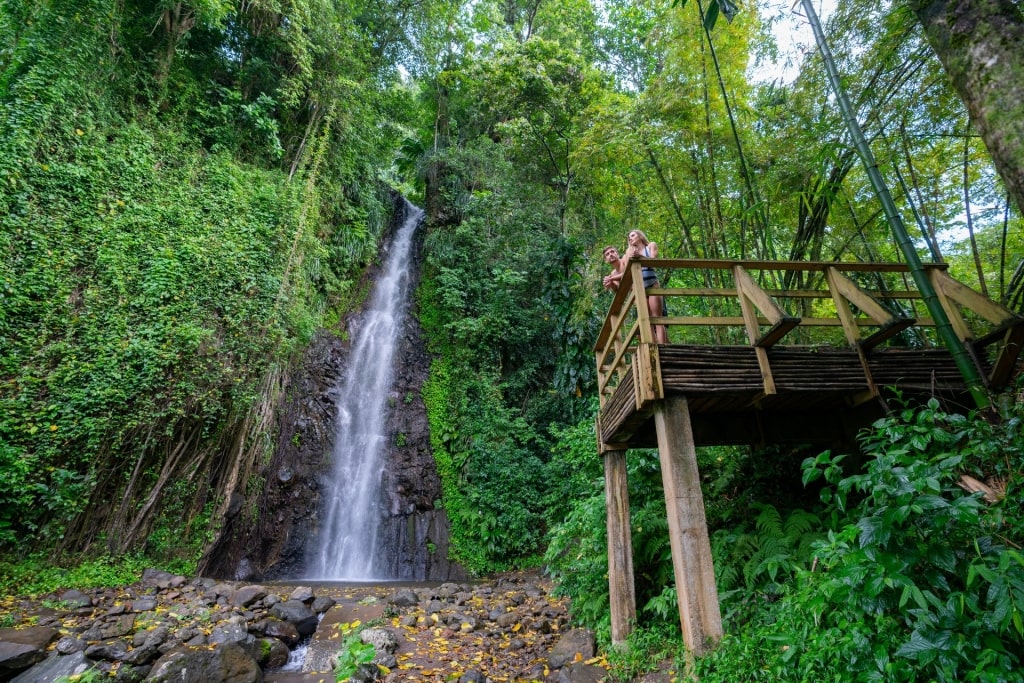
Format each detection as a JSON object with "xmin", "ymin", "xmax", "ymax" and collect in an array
[{"xmin": 307, "ymin": 201, "xmax": 423, "ymax": 580}]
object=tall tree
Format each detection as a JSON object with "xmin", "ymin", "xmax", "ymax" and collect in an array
[{"xmin": 908, "ymin": 0, "xmax": 1024, "ymax": 214}]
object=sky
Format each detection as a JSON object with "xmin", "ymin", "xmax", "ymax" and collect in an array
[{"xmin": 753, "ymin": 0, "xmax": 838, "ymax": 83}]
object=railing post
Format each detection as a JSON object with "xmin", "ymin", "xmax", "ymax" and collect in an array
[{"xmin": 631, "ymin": 262, "xmax": 653, "ymax": 344}]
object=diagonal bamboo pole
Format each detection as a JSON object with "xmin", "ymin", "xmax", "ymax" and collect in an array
[{"xmin": 799, "ymin": 0, "xmax": 989, "ymax": 409}]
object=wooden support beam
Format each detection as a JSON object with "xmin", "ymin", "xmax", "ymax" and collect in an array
[
  {"xmin": 654, "ymin": 397, "xmax": 723, "ymax": 658},
  {"xmin": 734, "ymin": 266, "xmax": 781, "ymax": 395},
  {"xmin": 984, "ymin": 322, "xmax": 1024, "ymax": 389},
  {"xmin": 927, "ymin": 268, "xmax": 1024, "ymax": 388},
  {"xmin": 930, "ymin": 268, "xmax": 1018, "ymax": 328},
  {"xmin": 825, "ymin": 267, "xmax": 917, "ymax": 350},
  {"xmin": 604, "ymin": 449, "xmax": 636, "ymax": 646}
]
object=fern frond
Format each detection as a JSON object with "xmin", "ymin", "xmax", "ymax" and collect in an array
[
  {"xmin": 783, "ymin": 508, "xmax": 821, "ymax": 538},
  {"xmin": 753, "ymin": 503, "xmax": 784, "ymax": 537}
]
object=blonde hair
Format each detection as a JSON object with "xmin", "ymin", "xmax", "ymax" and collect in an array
[{"xmin": 629, "ymin": 230, "xmax": 650, "ymax": 245}]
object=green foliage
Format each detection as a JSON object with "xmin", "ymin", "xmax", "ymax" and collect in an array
[
  {"xmin": 332, "ymin": 621, "xmax": 376, "ymax": 682},
  {"xmin": 0, "ymin": 553, "xmax": 153, "ymax": 595},
  {"xmin": 55, "ymin": 669, "xmax": 104, "ymax": 683},
  {"xmin": 709, "ymin": 504, "xmax": 824, "ymax": 625},
  {"xmin": 693, "ymin": 397, "xmax": 1024, "ymax": 682},
  {"xmin": 605, "ymin": 622, "xmax": 682, "ymax": 681},
  {"xmin": 544, "ymin": 476, "xmax": 610, "ymax": 633},
  {"xmin": 544, "ymin": 442, "xmax": 676, "ymax": 636},
  {"xmin": 417, "ymin": 131, "xmax": 597, "ymax": 571},
  {"xmin": 0, "ymin": 0, "xmax": 411, "ymax": 558}
]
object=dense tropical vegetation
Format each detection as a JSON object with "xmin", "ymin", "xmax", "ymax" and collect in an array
[{"xmin": 2, "ymin": 0, "xmax": 1022, "ymax": 678}]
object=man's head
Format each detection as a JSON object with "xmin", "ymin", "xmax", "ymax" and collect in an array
[{"xmin": 603, "ymin": 246, "xmax": 620, "ymax": 263}]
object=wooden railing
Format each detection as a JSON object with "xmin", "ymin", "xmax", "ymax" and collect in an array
[{"xmin": 594, "ymin": 259, "xmax": 1023, "ymax": 406}]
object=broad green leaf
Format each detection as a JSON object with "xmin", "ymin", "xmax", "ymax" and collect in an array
[
  {"xmin": 703, "ymin": 0, "xmax": 719, "ymax": 30},
  {"xmin": 895, "ymin": 631, "xmax": 937, "ymax": 658}
]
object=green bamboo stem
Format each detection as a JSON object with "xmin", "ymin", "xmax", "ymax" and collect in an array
[{"xmin": 800, "ymin": 0, "xmax": 989, "ymax": 409}]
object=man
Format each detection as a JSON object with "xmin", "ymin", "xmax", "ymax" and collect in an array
[{"xmin": 602, "ymin": 245, "xmax": 625, "ymax": 291}]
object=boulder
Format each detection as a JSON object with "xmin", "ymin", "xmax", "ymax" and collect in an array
[
  {"xmin": 255, "ymin": 637, "xmax": 290, "ymax": 669},
  {"xmin": 359, "ymin": 627, "xmax": 399, "ymax": 654},
  {"xmin": 9, "ymin": 650, "xmax": 91, "ymax": 683},
  {"xmin": 269, "ymin": 600, "xmax": 317, "ymax": 636},
  {"xmin": 0, "ymin": 642, "xmax": 46, "ymax": 678},
  {"xmin": 133, "ymin": 625, "xmax": 169, "ymax": 650},
  {"xmin": 548, "ymin": 628, "xmax": 596, "ymax": 669},
  {"xmin": 249, "ymin": 618, "xmax": 299, "ymax": 647},
  {"xmin": 557, "ymin": 662, "xmax": 608, "ymax": 683},
  {"xmin": 141, "ymin": 569, "xmax": 175, "ymax": 588},
  {"xmin": 55, "ymin": 635, "xmax": 87, "ymax": 655},
  {"xmin": 133, "ymin": 598, "xmax": 158, "ymax": 612},
  {"xmin": 60, "ymin": 589, "xmax": 93, "ymax": 609},
  {"xmin": 495, "ymin": 612, "xmax": 519, "ymax": 628},
  {"xmin": 209, "ymin": 583, "xmax": 236, "ymax": 600},
  {"xmin": 386, "ymin": 589, "xmax": 418, "ymax": 607},
  {"xmin": 288, "ymin": 586, "xmax": 314, "ymax": 603},
  {"xmin": 84, "ymin": 639, "xmax": 129, "ymax": 661},
  {"xmin": 348, "ymin": 661, "xmax": 380, "ymax": 683},
  {"xmin": 122, "ymin": 643, "xmax": 161, "ymax": 666},
  {"xmin": 231, "ymin": 586, "xmax": 268, "ymax": 608},
  {"xmin": 310, "ymin": 596, "xmax": 335, "ymax": 614},
  {"xmin": 209, "ymin": 619, "xmax": 257, "ymax": 657},
  {"xmin": 146, "ymin": 643, "xmax": 263, "ymax": 683},
  {"xmin": 85, "ymin": 613, "xmax": 136, "ymax": 640},
  {"xmin": 0, "ymin": 626, "xmax": 60, "ymax": 677}
]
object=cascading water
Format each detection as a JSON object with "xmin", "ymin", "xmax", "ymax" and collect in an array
[{"xmin": 307, "ymin": 201, "xmax": 424, "ymax": 580}]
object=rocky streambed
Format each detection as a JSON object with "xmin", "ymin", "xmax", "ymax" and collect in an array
[{"xmin": 0, "ymin": 569, "xmax": 611, "ymax": 683}]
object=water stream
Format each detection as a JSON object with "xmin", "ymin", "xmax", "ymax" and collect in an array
[{"xmin": 306, "ymin": 201, "xmax": 423, "ymax": 580}]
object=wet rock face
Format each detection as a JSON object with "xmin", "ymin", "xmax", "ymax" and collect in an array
[{"xmin": 202, "ymin": 195, "xmax": 462, "ymax": 582}]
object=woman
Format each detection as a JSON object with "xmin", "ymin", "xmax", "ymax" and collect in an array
[{"xmin": 622, "ymin": 229, "xmax": 668, "ymax": 344}]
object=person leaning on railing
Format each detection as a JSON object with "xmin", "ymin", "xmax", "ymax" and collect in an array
[
  {"xmin": 602, "ymin": 245, "xmax": 625, "ymax": 291},
  {"xmin": 623, "ymin": 229, "xmax": 668, "ymax": 344}
]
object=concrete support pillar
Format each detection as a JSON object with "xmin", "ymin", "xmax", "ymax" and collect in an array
[
  {"xmin": 654, "ymin": 396, "xmax": 722, "ymax": 656},
  {"xmin": 603, "ymin": 449, "xmax": 636, "ymax": 645}
]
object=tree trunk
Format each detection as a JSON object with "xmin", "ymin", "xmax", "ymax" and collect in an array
[{"xmin": 909, "ymin": 0, "xmax": 1024, "ymax": 214}]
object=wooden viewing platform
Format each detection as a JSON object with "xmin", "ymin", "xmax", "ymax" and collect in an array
[{"xmin": 593, "ymin": 258, "xmax": 1024, "ymax": 656}]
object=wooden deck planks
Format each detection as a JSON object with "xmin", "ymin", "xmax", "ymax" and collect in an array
[{"xmin": 598, "ymin": 344, "xmax": 980, "ymax": 449}]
